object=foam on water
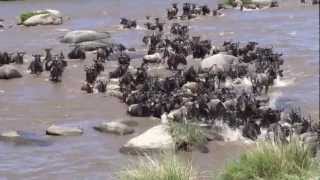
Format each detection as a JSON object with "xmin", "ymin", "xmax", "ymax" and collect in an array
[
  {"xmin": 213, "ymin": 120, "xmax": 253, "ymax": 144},
  {"xmin": 273, "ymin": 76, "xmax": 294, "ymax": 88},
  {"xmin": 269, "ymin": 91, "xmax": 283, "ymax": 109}
]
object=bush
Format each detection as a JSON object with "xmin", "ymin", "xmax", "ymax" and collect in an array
[
  {"xmin": 120, "ymin": 153, "xmax": 196, "ymax": 180},
  {"xmin": 218, "ymin": 140, "xmax": 320, "ymax": 180},
  {"xmin": 169, "ymin": 122, "xmax": 207, "ymax": 150},
  {"xmin": 19, "ymin": 12, "xmax": 46, "ymax": 23}
]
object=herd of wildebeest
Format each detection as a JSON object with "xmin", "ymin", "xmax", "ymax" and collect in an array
[{"xmin": 0, "ymin": 1, "xmax": 319, "ymax": 146}]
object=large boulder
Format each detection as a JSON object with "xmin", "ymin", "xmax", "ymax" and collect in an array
[
  {"xmin": 251, "ymin": 0, "xmax": 272, "ymax": 6},
  {"xmin": 0, "ymin": 65, "xmax": 22, "ymax": 79},
  {"xmin": 120, "ymin": 124, "xmax": 175, "ymax": 154},
  {"xmin": 94, "ymin": 121, "xmax": 134, "ymax": 135},
  {"xmin": 61, "ymin": 30, "xmax": 111, "ymax": 44},
  {"xmin": 0, "ymin": 130, "xmax": 51, "ymax": 146},
  {"xmin": 200, "ymin": 53, "xmax": 238, "ymax": 72},
  {"xmin": 77, "ymin": 40, "xmax": 112, "ymax": 51},
  {"xmin": 23, "ymin": 13, "xmax": 62, "ymax": 26},
  {"xmin": 46, "ymin": 125, "xmax": 83, "ymax": 136}
]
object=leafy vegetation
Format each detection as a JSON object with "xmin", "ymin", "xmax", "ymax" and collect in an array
[
  {"xmin": 120, "ymin": 153, "xmax": 196, "ymax": 180},
  {"xmin": 224, "ymin": 0, "xmax": 253, "ymax": 6},
  {"xmin": 218, "ymin": 140, "xmax": 320, "ymax": 180},
  {"xmin": 169, "ymin": 122, "xmax": 208, "ymax": 150}
]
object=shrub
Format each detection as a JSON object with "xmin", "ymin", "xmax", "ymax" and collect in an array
[
  {"xmin": 218, "ymin": 140, "xmax": 320, "ymax": 180},
  {"xmin": 120, "ymin": 153, "xmax": 196, "ymax": 180},
  {"xmin": 169, "ymin": 122, "xmax": 208, "ymax": 150}
]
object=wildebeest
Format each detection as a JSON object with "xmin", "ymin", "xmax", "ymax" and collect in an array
[
  {"xmin": 167, "ymin": 52, "xmax": 187, "ymax": 70},
  {"xmin": 28, "ymin": 54, "xmax": 43, "ymax": 75},
  {"xmin": 68, "ymin": 46, "xmax": 86, "ymax": 60},
  {"xmin": 12, "ymin": 52, "xmax": 25, "ymax": 64},
  {"xmin": 120, "ymin": 18, "xmax": 137, "ymax": 29}
]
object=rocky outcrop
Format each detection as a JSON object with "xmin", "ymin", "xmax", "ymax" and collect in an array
[
  {"xmin": 120, "ymin": 124, "xmax": 175, "ymax": 154},
  {"xmin": 0, "ymin": 65, "xmax": 22, "ymax": 79}
]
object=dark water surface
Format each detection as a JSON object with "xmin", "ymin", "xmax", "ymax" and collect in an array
[{"xmin": 0, "ymin": 0, "xmax": 319, "ymax": 179}]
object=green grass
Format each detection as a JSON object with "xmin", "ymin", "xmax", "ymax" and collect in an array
[
  {"xmin": 218, "ymin": 140, "xmax": 320, "ymax": 180},
  {"xmin": 120, "ymin": 153, "xmax": 196, "ymax": 180},
  {"xmin": 19, "ymin": 12, "xmax": 47, "ymax": 23},
  {"xmin": 169, "ymin": 122, "xmax": 207, "ymax": 150}
]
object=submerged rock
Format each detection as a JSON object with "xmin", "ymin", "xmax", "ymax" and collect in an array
[
  {"xmin": 94, "ymin": 121, "xmax": 134, "ymax": 135},
  {"xmin": 0, "ymin": 130, "xmax": 51, "ymax": 146},
  {"xmin": 120, "ymin": 124, "xmax": 174, "ymax": 154},
  {"xmin": 46, "ymin": 125, "xmax": 83, "ymax": 136},
  {"xmin": 61, "ymin": 30, "xmax": 111, "ymax": 44},
  {"xmin": 0, "ymin": 65, "xmax": 22, "ymax": 79}
]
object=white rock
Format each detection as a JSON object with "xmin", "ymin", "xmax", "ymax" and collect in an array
[
  {"xmin": 182, "ymin": 82, "xmax": 198, "ymax": 92},
  {"xmin": 61, "ymin": 30, "xmax": 111, "ymax": 44},
  {"xmin": 143, "ymin": 53, "xmax": 161, "ymax": 63},
  {"xmin": 23, "ymin": 14, "xmax": 62, "ymax": 26},
  {"xmin": 251, "ymin": 0, "xmax": 272, "ymax": 5},
  {"xmin": 201, "ymin": 53, "xmax": 238, "ymax": 72},
  {"xmin": 0, "ymin": 65, "xmax": 22, "ymax": 79},
  {"xmin": 46, "ymin": 125, "xmax": 83, "ymax": 136},
  {"xmin": 0, "ymin": 131, "xmax": 20, "ymax": 138},
  {"xmin": 107, "ymin": 84, "xmax": 120, "ymax": 91},
  {"xmin": 120, "ymin": 125, "xmax": 174, "ymax": 154},
  {"xmin": 107, "ymin": 90, "xmax": 123, "ymax": 98},
  {"xmin": 94, "ymin": 121, "xmax": 134, "ymax": 135}
]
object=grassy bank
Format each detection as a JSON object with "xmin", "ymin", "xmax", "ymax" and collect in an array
[
  {"xmin": 120, "ymin": 154, "xmax": 196, "ymax": 180},
  {"xmin": 218, "ymin": 140, "xmax": 320, "ymax": 180}
]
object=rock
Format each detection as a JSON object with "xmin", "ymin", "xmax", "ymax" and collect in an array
[
  {"xmin": 200, "ymin": 54, "xmax": 238, "ymax": 72},
  {"xmin": 77, "ymin": 40, "xmax": 111, "ymax": 51},
  {"xmin": 0, "ymin": 130, "xmax": 51, "ymax": 146},
  {"xmin": 46, "ymin": 125, "xmax": 83, "ymax": 136},
  {"xmin": 61, "ymin": 30, "xmax": 111, "ymax": 44},
  {"xmin": 94, "ymin": 121, "xmax": 134, "ymax": 135},
  {"xmin": 251, "ymin": 0, "xmax": 272, "ymax": 6},
  {"xmin": 0, "ymin": 65, "xmax": 22, "ymax": 79},
  {"xmin": 23, "ymin": 13, "xmax": 62, "ymax": 26},
  {"xmin": 107, "ymin": 84, "xmax": 120, "ymax": 91},
  {"xmin": 107, "ymin": 90, "xmax": 123, "ymax": 98},
  {"xmin": 182, "ymin": 82, "xmax": 198, "ymax": 93},
  {"xmin": 143, "ymin": 53, "xmax": 161, "ymax": 63},
  {"xmin": 120, "ymin": 124, "xmax": 175, "ymax": 154}
]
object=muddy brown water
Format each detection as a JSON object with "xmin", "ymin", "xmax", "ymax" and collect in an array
[{"xmin": 0, "ymin": 0, "xmax": 319, "ymax": 179}]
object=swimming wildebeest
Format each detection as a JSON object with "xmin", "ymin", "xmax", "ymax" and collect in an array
[
  {"xmin": 28, "ymin": 54, "xmax": 43, "ymax": 75},
  {"xmin": 167, "ymin": 3, "xmax": 179, "ymax": 20},
  {"xmin": 12, "ymin": 52, "xmax": 25, "ymax": 64},
  {"xmin": 68, "ymin": 45, "xmax": 86, "ymax": 60}
]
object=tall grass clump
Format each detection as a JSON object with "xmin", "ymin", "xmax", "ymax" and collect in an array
[
  {"xmin": 120, "ymin": 153, "xmax": 197, "ymax": 180},
  {"xmin": 219, "ymin": 140, "xmax": 320, "ymax": 180},
  {"xmin": 169, "ymin": 122, "xmax": 208, "ymax": 149}
]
